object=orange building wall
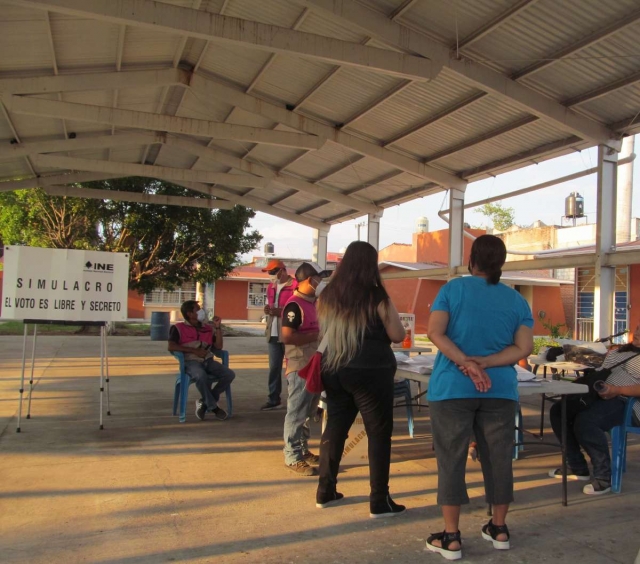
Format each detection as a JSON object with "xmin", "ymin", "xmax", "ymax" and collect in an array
[
  {"xmin": 413, "ymin": 228, "xmax": 486, "ymax": 265},
  {"xmin": 412, "ymin": 280, "xmax": 445, "ymax": 334},
  {"xmin": 378, "ymin": 243, "xmax": 415, "ymax": 263},
  {"xmin": 628, "ymin": 264, "xmax": 640, "ymax": 331},
  {"xmin": 215, "ymin": 279, "xmax": 249, "ymax": 320},
  {"xmin": 531, "ymin": 286, "xmax": 567, "ymax": 335},
  {"xmin": 127, "ymin": 290, "xmax": 144, "ymax": 319}
]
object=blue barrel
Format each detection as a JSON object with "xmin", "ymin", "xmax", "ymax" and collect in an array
[{"xmin": 150, "ymin": 311, "xmax": 170, "ymax": 341}]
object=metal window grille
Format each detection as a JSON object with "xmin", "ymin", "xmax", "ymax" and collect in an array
[{"xmin": 248, "ymin": 282, "xmax": 268, "ymax": 307}]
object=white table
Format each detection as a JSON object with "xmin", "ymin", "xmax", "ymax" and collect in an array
[{"xmin": 396, "ymin": 369, "xmax": 588, "ymax": 506}]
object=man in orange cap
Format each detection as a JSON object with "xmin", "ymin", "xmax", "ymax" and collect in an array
[{"xmin": 261, "ymin": 259, "xmax": 297, "ymax": 410}]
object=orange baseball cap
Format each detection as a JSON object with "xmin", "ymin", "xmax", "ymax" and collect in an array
[{"xmin": 261, "ymin": 259, "xmax": 287, "ymax": 272}]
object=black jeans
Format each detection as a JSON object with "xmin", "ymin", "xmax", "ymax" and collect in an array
[
  {"xmin": 549, "ymin": 397, "xmax": 625, "ymax": 482},
  {"xmin": 317, "ymin": 364, "xmax": 395, "ymax": 502}
]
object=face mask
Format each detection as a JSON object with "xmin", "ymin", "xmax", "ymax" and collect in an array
[
  {"xmin": 196, "ymin": 309, "xmax": 206, "ymax": 323},
  {"xmin": 269, "ymin": 275, "xmax": 278, "ymax": 284},
  {"xmin": 316, "ymin": 281, "xmax": 327, "ymax": 295}
]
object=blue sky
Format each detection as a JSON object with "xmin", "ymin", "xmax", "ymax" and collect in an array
[{"xmin": 244, "ymin": 137, "xmax": 639, "ymax": 260}]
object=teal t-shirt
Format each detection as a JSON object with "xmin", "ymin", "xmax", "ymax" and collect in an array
[{"xmin": 427, "ymin": 276, "xmax": 534, "ymax": 402}]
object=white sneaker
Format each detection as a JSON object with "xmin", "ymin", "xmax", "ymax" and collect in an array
[
  {"xmin": 548, "ymin": 468, "xmax": 590, "ymax": 481},
  {"xmin": 583, "ymin": 481, "xmax": 611, "ymax": 495}
]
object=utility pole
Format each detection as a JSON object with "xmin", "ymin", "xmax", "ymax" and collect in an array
[{"xmin": 355, "ymin": 221, "xmax": 366, "ymax": 241}]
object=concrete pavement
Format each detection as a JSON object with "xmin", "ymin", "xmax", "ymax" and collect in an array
[{"xmin": 0, "ymin": 334, "xmax": 639, "ymax": 563}]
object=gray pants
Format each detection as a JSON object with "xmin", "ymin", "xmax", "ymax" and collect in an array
[
  {"xmin": 430, "ymin": 398, "xmax": 517, "ymax": 506},
  {"xmin": 185, "ymin": 357, "xmax": 235, "ymax": 411}
]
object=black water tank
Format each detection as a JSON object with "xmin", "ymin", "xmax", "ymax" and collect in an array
[{"xmin": 150, "ymin": 311, "xmax": 170, "ymax": 341}]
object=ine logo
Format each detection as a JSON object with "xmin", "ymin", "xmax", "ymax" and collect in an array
[{"xmin": 84, "ymin": 261, "xmax": 114, "ymax": 273}]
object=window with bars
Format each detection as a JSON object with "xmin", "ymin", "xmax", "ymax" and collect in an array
[
  {"xmin": 248, "ymin": 282, "xmax": 268, "ymax": 308},
  {"xmin": 144, "ymin": 282, "xmax": 197, "ymax": 306},
  {"xmin": 576, "ymin": 267, "xmax": 628, "ymax": 342}
]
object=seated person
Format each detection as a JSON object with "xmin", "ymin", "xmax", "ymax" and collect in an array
[
  {"xmin": 548, "ymin": 322, "xmax": 640, "ymax": 495},
  {"xmin": 168, "ymin": 300, "xmax": 235, "ymax": 421}
]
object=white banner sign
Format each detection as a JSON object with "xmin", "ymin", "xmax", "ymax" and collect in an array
[{"xmin": 1, "ymin": 246, "xmax": 129, "ymax": 322}]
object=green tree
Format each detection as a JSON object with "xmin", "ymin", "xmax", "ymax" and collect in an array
[
  {"xmin": 478, "ymin": 202, "xmax": 516, "ymax": 231},
  {"xmin": 0, "ymin": 178, "xmax": 262, "ymax": 293}
]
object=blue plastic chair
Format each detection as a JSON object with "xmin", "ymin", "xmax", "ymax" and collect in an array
[
  {"xmin": 611, "ymin": 398, "xmax": 639, "ymax": 493},
  {"xmin": 171, "ymin": 350, "xmax": 233, "ymax": 422},
  {"xmin": 393, "ymin": 379, "xmax": 415, "ymax": 438}
]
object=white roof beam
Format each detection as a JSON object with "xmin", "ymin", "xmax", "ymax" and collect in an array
[
  {"xmin": 30, "ymin": 154, "xmax": 273, "ymax": 188},
  {"xmin": 341, "ymin": 79, "xmax": 412, "ymax": 129},
  {"xmin": 9, "ymin": 0, "xmax": 439, "ymax": 82},
  {"xmin": 460, "ymin": 136, "xmax": 584, "ymax": 179},
  {"xmin": 383, "ymin": 92, "xmax": 487, "ymax": 147},
  {"xmin": 0, "ymin": 68, "xmax": 188, "ymax": 95},
  {"xmin": 0, "ymin": 172, "xmax": 119, "ymax": 192},
  {"xmin": 175, "ymin": 180, "xmax": 331, "ymax": 231},
  {"xmin": 246, "ymin": 7, "xmax": 311, "ymax": 94},
  {"xmin": 425, "ymin": 116, "xmax": 539, "ymax": 163},
  {"xmin": 0, "ymin": 100, "xmax": 36, "ymax": 176},
  {"xmin": 512, "ymin": 8, "xmax": 640, "ymax": 80},
  {"xmin": 456, "ymin": 0, "xmax": 539, "ymax": 51},
  {"xmin": 164, "ymin": 136, "xmax": 382, "ymax": 214},
  {"xmin": 389, "ymin": 0, "xmax": 418, "ymax": 21},
  {"xmin": 43, "ymin": 185, "xmax": 234, "ymax": 209},
  {"xmin": 191, "ymin": 74, "xmax": 466, "ymax": 189},
  {"xmin": 294, "ymin": 0, "xmax": 619, "ymax": 148},
  {"xmin": 564, "ymin": 71, "xmax": 640, "ymax": 107},
  {"xmin": 0, "ymin": 132, "xmax": 161, "ymax": 160},
  {"xmin": 4, "ymin": 95, "xmax": 324, "ymax": 150}
]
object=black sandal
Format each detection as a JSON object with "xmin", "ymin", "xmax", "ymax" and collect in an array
[
  {"xmin": 426, "ymin": 530, "xmax": 462, "ymax": 561},
  {"xmin": 481, "ymin": 519, "xmax": 510, "ymax": 550}
]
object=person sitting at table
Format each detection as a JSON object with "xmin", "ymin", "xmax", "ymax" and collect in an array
[
  {"xmin": 315, "ymin": 241, "xmax": 406, "ymax": 517},
  {"xmin": 548, "ymin": 323, "xmax": 640, "ymax": 495},
  {"xmin": 168, "ymin": 300, "xmax": 235, "ymax": 421},
  {"xmin": 426, "ymin": 235, "xmax": 533, "ymax": 560}
]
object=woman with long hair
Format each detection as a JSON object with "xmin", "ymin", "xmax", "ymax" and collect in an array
[
  {"xmin": 426, "ymin": 235, "xmax": 533, "ymax": 560},
  {"xmin": 315, "ymin": 241, "xmax": 406, "ymax": 518}
]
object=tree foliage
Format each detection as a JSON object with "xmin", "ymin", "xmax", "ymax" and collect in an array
[
  {"xmin": 478, "ymin": 202, "xmax": 516, "ymax": 231},
  {"xmin": 0, "ymin": 178, "xmax": 262, "ymax": 293}
]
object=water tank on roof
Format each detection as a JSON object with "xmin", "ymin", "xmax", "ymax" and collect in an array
[
  {"xmin": 415, "ymin": 216, "xmax": 429, "ymax": 233},
  {"xmin": 264, "ymin": 242, "xmax": 275, "ymax": 256},
  {"xmin": 565, "ymin": 192, "xmax": 585, "ymax": 219}
]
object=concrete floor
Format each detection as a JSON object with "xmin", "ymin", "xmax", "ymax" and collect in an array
[{"xmin": 0, "ymin": 334, "xmax": 639, "ymax": 564}]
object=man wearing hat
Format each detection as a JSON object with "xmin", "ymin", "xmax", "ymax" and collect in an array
[
  {"xmin": 261, "ymin": 259, "xmax": 297, "ymax": 410},
  {"xmin": 281, "ymin": 262, "xmax": 331, "ymax": 476}
]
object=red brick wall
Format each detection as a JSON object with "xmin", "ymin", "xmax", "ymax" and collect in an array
[
  {"xmin": 215, "ymin": 280, "xmax": 249, "ymax": 320},
  {"xmin": 413, "ymin": 280, "xmax": 445, "ymax": 333}
]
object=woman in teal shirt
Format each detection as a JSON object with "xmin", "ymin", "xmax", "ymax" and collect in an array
[{"xmin": 425, "ymin": 235, "xmax": 533, "ymax": 561}]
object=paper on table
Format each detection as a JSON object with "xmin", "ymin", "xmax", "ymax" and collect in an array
[
  {"xmin": 515, "ymin": 365, "xmax": 536, "ymax": 381},
  {"xmin": 399, "ymin": 364, "xmax": 432, "ymax": 375}
]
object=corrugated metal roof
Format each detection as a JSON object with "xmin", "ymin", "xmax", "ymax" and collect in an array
[{"xmin": 0, "ymin": 0, "xmax": 638, "ymax": 228}]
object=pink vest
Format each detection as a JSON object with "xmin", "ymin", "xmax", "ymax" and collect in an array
[
  {"xmin": 174, "ymin": 322, "xmax": 213, "ymax": 347},
  {"xmin": 283, "ymin": 292, "xmax": 320, "ymax": 376}
]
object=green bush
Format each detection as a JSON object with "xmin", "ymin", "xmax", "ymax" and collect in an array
[{"xmin": 533, "ymin": 336, "xmax": 561, "ymax": 355}]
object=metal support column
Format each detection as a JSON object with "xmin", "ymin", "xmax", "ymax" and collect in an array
[
  {"xmin": 594, "ymin": 145, "xmax": 618, "ymax": 340},
  {"xmin": 448, "ymin": 188, "xmax": 465, "ymax": 276},
  {"xmin": 312, "ymin": 227, "xmax": 329, "ymax": 269},
  {"xmin": 367, "ymin": 211, "xmax": 384, "ymax": 251}
]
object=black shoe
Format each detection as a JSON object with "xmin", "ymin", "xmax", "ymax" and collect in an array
[
  {"xmin": 195, "ymin": 399, "xmax": 207, "ymax": 420},
  {"xmin": 426, "ymin": 530, "xmax": 462, "ymax": 561},
  {"xmin": 316, "ymin": 491, "xmax": 344, "ymax": 509},
  {"xmin": 369, "ymin": 495, "xmax": 406, "ymax": 519},
  {"xmin": 481, "ymin": 519, "xmax": 510, "ymax": 550},
  {"xmin": 212, "ymin": 406, "xmax": 228, "ymax": 421},
  {"xmin": 260, "ymin": 400, "xmax": 282, "ymax": 411}
]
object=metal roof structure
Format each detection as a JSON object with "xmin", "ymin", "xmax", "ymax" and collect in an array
[{"xmin": 1, "ymin": 0, "xmax": 639, "ymax": 232}]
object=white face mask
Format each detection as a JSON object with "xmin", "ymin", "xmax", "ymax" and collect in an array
[
  {"xmin": 316, "ymin": 280, "xmax": 327, "ymax": 295},
  {"xmin": 196, "ymin": 309, "xmax": 206, "ymax": 323},
  {"xmin": 269, "ymin": 275, "xmax": 279, "ymax": 284}
]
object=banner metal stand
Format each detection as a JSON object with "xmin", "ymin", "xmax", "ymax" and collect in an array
[{"xmin": 16, "ymin": 320, "xmax": 111, "ymax": 433}]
